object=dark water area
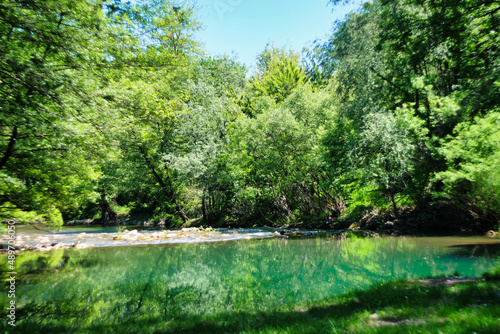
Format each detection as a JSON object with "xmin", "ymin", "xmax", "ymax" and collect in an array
[
  {"xmin": 447, "ymin": 241, "xmax": 500, "ymax": 257},
  {"xmin": 1, "ymin": 233, "xmax": 499, "ymax": 332}
]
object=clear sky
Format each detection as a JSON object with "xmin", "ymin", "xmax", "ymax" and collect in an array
[{"xmin": 193, "ymin": 0, "xmax": 360, "ymax": 72}]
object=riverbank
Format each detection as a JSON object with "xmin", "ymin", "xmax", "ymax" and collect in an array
[
  {"xmin": 4, "ymin": 219, "xmax": 499, "ymax": 254},
  {"xmin": 61, "ymin": 201, "xmax": 499, "ymax": 238},
  {"xmin": 1, "ymin": 225, "xmax": 380, "ymax": 253},
  {"xmin": 6, "ymin": 221, "xmax": 500, "ymax": 254}
]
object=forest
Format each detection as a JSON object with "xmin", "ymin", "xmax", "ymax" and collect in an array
[{"xmin": 1, "ymin": 0, "xmax": 500, "ymax": 234}]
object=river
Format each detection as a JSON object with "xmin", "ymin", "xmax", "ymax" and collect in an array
[{"xmin": 1, "ymin": 226, "xmax": 499, "ymax": 333}]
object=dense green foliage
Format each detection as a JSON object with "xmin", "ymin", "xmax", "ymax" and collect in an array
[
  {"xmin": 1, "ymin": 0, "xmax": 499, "ymax": 231},
  {"xmin": 318, "ymin": 0, "xmax": 500, "ymax": 227}
]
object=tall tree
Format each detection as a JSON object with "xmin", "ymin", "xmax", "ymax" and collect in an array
[
  {"xmin": 229, "ymin": 83, "xmax": 339, "ymax": 224},
  {"xmin": 320, "ymin": 0, "xmax": 500, "ymax": 222},
  {"xmin": 250, "ymin": 45, "xmax": 308, "ymax": 103},
  {"xmin": 0, "ymin": 0, "xmax": 132, "ymax": 225},
  {"xmin": 94, "ymin": 1, "xmax": 201, "ymax": 224},
  {"xmin": 0, "ymin": 0, "xmax": 201, "ymax": 225}
]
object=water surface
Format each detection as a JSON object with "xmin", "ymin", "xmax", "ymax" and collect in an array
[{"xmin": 1, "ymin": 234, "xmax": 499, "ymax": 333}]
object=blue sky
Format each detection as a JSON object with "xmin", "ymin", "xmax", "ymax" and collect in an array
[{"xmin": 193, "ymin": 0, "xmax": 360, "ymax": 72}]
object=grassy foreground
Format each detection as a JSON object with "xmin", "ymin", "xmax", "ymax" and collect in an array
[
  {"xmin": 7, "ymin": 278, "xmax": 499, "ymax": 334},
  {"xmin": 159, "ymin": 277, "xmax": 500, "ymax": 334}
]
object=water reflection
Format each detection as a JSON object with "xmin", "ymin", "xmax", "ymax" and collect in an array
[
  {"xmin": 448, "ymin": 243, "xmax": 500, "ymax": 257},
  {"xmin": 1, "ymin": 237, "xmax": 498, "ymax": 332}
]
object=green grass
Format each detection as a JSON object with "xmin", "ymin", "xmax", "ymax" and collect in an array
[
  {"xmin": 13, "ymin": 277, "xmax": 498, "ymax": 334},
  {"xmin": 151, "ymin": 279, "xmax": 500, "ymax": 334}
]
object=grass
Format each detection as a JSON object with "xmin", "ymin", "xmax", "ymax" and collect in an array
[
  {"xmin": 151, "ymin": 278, "xmax": 500, "ymax": 334},
  {"xmin": 21, "ymin": 276, "xmax": 494, "ymax": 334}
]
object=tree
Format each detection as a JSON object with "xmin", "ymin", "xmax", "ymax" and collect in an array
[
  {"xmin": 229, "ymin": 84, "xmax": 338, "ymax": 224},
  {"xmin": 320, "ymin": 0, "xmax": 500, "ymax": 224},
  {"xmin": 91, "ymin": 1, "xmax": 202, "ymax": 224},
  {"xmin": 249, "ymin": 45, "xmax": 308, "ymax": 104},
  {"xmin": 192, "ymin": 55, "xmax": 246, "ymax": 98},
  {"xmin": 164, "ymin": 56, "xmax": 246, "ymax": 223},
  {"xmin": 319, "ymin": 0, "xmax": 500, "ymax": 128},
  {"xmin": 0, "ymin": 0, "xmax": 202, "ymax": 225},
  {"xmin": 352, "ymin": 109, "xmax": 429, "ymax": 216},
  {"xmin": 0, "ymin": 0, "xmax": 130, "ymax": 225},
  {"xmin": 438, "ymin": 111, "xmax": 500, "ymax": 224}
]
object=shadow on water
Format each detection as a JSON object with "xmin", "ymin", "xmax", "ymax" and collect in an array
[{"xmin": 448, "ymin": 243, "xmax": 500, "ymax": 257}]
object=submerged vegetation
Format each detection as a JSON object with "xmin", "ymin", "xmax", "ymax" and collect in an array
[{"xmin": 1, "ymin": 0, "xmax": 500, "ymax": 232}]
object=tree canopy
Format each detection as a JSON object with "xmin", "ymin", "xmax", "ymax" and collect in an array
[{"xmin": 2, "ymin": 0, "xmax": 499, "ymax": 232}]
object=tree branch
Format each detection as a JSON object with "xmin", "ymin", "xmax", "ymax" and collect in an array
[
  {"xmin": 0, "ymin": 126, "xmax": 17, "ymax": 170},
  {"xmin": 369, "ymin": 66, "xmax": 410, "ymax": 99}
]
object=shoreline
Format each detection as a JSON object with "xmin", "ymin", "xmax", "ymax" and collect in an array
[{"xmin": 2, "ymin": 224, "xmax": 500, "ymax": 254}]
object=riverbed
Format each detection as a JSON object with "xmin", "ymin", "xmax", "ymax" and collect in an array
[{"xmin": 4, "ymin": 225, "xmax": 284, "ymax": 250}]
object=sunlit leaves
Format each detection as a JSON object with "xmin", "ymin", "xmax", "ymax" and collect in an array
[
  {"xmin": 319, "ymin": 0, "xmax": 500, "ymax": 221},
  {"xmin": 438, "ymin": 111, "xmax": 500, "ymax": 216},
  {"xmin": 0, "ymin": 0, "xmax": 203, "ymax": 224},
  {"xmin": 354, "ymin": 109, "xmax": 428, "ymax": 198},
  {"xmin": 250, "ymin": 45, "xmax": 308, "ymax": 104},
  {"xmin": 229, "ymin": 84, "xmax": 337, "ymax": 222},
  {"xmin": 0, "ymin": 0, "xmax": 125, "ymax": 224}
]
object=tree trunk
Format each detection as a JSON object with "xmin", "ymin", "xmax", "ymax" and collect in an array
[
  {"xmin": 389, "ymin": 190, "xmax": 399, "ymax": 218},
  {"xmin": 0, "ymin": 126, "xmax": 17, "ymax": 170},
  {"xmin": 414, "ymin": 88, "xmax": 420, "ymax": 114},
  {"xmin": 201, "ymin": 195, "xmax": 207, "ymax": 221},
  {"xmin": 174, "ymin": 199, "xmax": 189, "ymax": 223},
  {"xmin": 424, "ymin": 95, "xmax": 432, "ymax": 131},
  {"xmin": 101, "ymin": 192, "xmax": 117, "ymax": 225},
  {"xmin": 137, "ymin": 144, "xmax": 189, "ymax": 223}
]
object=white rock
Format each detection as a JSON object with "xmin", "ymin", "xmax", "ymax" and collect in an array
[
  {"xmin": 74, "ymin": 243, "xmax": 94, "ymax": 249},
  {"xmin": 36, "ymin": 237, "xmax": 51, "ymax": 244}
]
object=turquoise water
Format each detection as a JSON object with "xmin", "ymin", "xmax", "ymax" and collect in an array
[{"xmin": 1, "ymin": 235, "xmax": 499, "ymax": 333}]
